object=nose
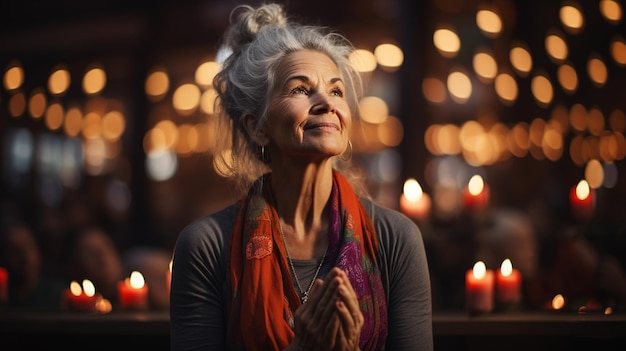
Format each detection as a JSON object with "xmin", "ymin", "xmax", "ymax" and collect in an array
[{"xmin": 310, "ymin": 92, "xmax": 336, "ymax": 115}]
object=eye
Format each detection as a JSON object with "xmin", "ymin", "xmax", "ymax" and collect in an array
[
  {"xmin": 331, "ymin": 88, "xmax": 344, "ymax": 97},
  {"xmin": 290, "ymin": 86, "xmax": 309, "ymax": 95}
]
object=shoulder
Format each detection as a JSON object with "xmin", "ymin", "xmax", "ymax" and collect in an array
[
  {"xmin": 174, "ymin": 203, "xmax": 238, "ymax": 256},
  {"xmin": 360, "ymin": 198, "xmax": 422, "ymax": 242},
  {"xmin": 360, "ymin": 198, "xmax": 427, "ymax": 266}
]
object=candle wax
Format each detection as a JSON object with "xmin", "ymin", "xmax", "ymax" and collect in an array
[
  {"xmin": 569, "ymin": 186, "xmax": 594, "ymax": 220},
  {"xmin": 399, "ymin": 192, "xmax": 431, "ymax": 220},
  {"xmin": 465, "ymin": 268, "xmax": 494, "ymax": 313},
  {"xmin": 496, "ymin": 268, "xmax": 522, "ymax": 304},
  {"xmin": 62, "ymin": 289, "xmax": 97, "ymax": 312},
  {"xmin": 118, "ymin": 279, "xmax": 149, "ymax": 310},
  {"xmin": 0, "ymin": 267, "xmax": 7, "ymax": 303},
  {"xmin": 462, "ymin": 185, "xmax": 490, "ymax": 211}
]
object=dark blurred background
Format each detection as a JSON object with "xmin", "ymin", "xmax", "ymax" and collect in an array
[{"xmin": 1, "ymin": 0, "xmax": 626, "ymax": 313}]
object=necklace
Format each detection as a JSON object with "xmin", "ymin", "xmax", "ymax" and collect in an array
[{"xmin": 279, "ymin": 219, "xmax": 328, "ymax": 304}]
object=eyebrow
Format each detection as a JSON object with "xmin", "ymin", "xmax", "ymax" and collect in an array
[{"xmin": 285, "ymin": 75, "xmax": 344, "ymax": 85}]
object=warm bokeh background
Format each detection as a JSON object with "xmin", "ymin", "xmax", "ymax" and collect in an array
[{"xmin": 2, "ymin": 0, "xmax": 626, "ymax": 313}]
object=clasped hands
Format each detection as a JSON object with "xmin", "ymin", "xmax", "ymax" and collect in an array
[{"xmin": 286, "ymin": 267, "xmax": 364, "ymax": 351}]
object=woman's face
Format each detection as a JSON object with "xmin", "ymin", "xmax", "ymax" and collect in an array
[{"xmin": 265, "ymin": 50, "xmax": 351, "ymax": 163}]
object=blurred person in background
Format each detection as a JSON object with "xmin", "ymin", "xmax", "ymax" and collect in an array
[
  {"xmin": 542, "ymin": 226, "xmax": 626, "ymax": 312},
  {"xmin": 65, "ymin": 226, "xmax": 124, "ymax": 306},
  {"xmin": 476, "ymin": 208, "xmax": 540, "ymax": 309},
  {"xmin": 0, "ymin": 220, "xmax": 65, "ymax": 311}
]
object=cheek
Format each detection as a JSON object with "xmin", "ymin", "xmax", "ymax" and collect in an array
[
  {"xmin": 337, "ymin": 103, "xmax": 353, "ymax": 129},
  {"xmin": 266, "ymin": 102, "xmax": 304, "ymax": 140},
  {"xmin": 270, "ymin": 100, "xmax": 308, "ymax": 124}
]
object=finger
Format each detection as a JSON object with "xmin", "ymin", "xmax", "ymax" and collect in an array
[
  {"xmin": 304, "ymin": 279, "xmax": 325, "ymax": 308},
  {"xmin": 334, "ymin": 278, "xmax": 362, "ymax": 325},
  {"xmin": 336, "ymin": 284, "xmax": 356, "ymax": 308},
  {"xmin": 332, "ymin": 322, "xmax": 349, "ymax": 351},
  {"xmin": 306, "ymin": 268, "xmax": 340, "ymax": 306},
  {"xmin": 334, "ymin": 281, "xmax": 365, "ymax": 346},
  {"xmin": 335, "ymin": 308, "xmax": 361, "ymax": 350},
  {"xmin": 313, "ymin": 277, "xmax": 340, "ymax": 323},
  {"xmin": 292, "ymin": 284, "xmax": 338, "ymax": 349},
  {"xmin": 334, "ymin": 268, "xmax": 358, "ymax": 299},
  {"xmin": 324, "ymin": 310, "xmax": 341, "ymax": 344},
  {"xmin": 335, "ymin": 300, "xmax": 363, "ymax": 349},
  {"xmin": 337, "ymin": 298, "xmax": 364, "ymax": 332},
  {"xmin": 332, "ymin": 269, "xmax": 362, "ymax": 317}
]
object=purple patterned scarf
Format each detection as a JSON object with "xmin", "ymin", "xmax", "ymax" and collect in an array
[{"xmin": 327, "ymin": 170, "xmax": 388, "ymax": 350}]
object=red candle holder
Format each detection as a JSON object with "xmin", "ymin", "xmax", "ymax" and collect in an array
[
  {"xmin": 62, "ymin": 280, "xmax": 97, "ymax": 312},
  {"xmin": 462, "ymin": 175, "xmax": 489, "ymax": 212},
  {"xmin": 496, "ymin": 258, "xmax": 522, "ymax": 306},
  {"xmin": 569, "ymin": 180, "xmax": 595, "ymax": 221},
  {"xmin": 118, "ymin": 271, "xmax": 149, "ymax": 310},
  {"xmin": 465, "ymin": 261, "xmax": 494, "ymax": 314},
  {"xmin": 0, "ymin": 267, "xmax": 8, "ymax": 304},
  {"xmin": 399, "ymin": 178, "xmax": 431, "ymax": 221}
]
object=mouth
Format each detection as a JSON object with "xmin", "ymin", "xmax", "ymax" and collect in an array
[{"xmin": 303, "ymin": 122, "xmax": 340, "ymax": 131}]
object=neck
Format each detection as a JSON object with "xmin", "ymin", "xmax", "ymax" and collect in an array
[{"xmin": 270, "ymin": 163, "xmax": 333, "ymax": 259}]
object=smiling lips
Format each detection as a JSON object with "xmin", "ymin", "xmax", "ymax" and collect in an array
[{"xmin": 304, "ymin": 122, "xmax": 340, "ymax": 131}]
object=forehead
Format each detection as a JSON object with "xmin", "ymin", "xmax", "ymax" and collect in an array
[{"xmin": 275, "ymin": 50, "xmax": 341, "ymax": 82}]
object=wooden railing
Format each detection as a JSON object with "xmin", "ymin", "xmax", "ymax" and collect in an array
[{"xmin": 1, "ymin": 311, "xmax": 625, "ymax": 350}]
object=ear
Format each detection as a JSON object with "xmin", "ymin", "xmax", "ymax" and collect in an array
[{"xmin": 243, "ymin": 114, "xmax": 269, "ymax": 146}]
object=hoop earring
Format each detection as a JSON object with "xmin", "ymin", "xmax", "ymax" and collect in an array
[
  {"xmin": 339, "ymin": 140, "xmax": 353, "ymax": 161},
  {"xmin": 261, "ymin": 145, "xmax": 270, "ymax": 164}
]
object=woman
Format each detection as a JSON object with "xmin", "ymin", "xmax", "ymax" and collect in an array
[
  {"xmin": 170, "ymin": 3, "xmax": 432, "ymax": 350},
  {"xmin": 0, "ymin": 221, "xmax": 65, "ymax": 312}
]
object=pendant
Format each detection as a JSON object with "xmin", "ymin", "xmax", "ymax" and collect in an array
[{"xmin": 301, "ymin": 293, "xmax": 308, "ymax": 304}]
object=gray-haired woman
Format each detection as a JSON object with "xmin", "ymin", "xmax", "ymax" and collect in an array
[{"xmin": 169, "ymin": 3, "xmax": 432, "ymax": 350}]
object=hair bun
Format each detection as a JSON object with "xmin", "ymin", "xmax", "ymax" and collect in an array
[{"xmin": 224, "ymin": 3, "xmax": 288, "ymax": 53}]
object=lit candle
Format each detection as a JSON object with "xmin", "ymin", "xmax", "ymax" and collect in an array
[
  {"xmin": 465, "ymin": 261, "xmax": 494, "ymax": 313},
  {"xmin": 62, "ymin": 280, "xmax": 97, "ymax": 312},
  {"xmin": 569, "ymin": 180, "xmax": 594, "ymax": 220},
  {"xmin": 462, "ymin": 175, "xmax": 490, "ymax": 211},
  {"xmin": 118, "ymin": 271, "xmax": 149, "ymax": 310},
  {"xmin": 399, "ymin": 178, "xmax": 431, "ymax": 221},
  {"xmin": 0, "ymin": 267, "xmax": 7, "ymax": 303},
  {"xmin": 496, "ymin": 258, "xmax": 522, "ymax": 305},
  {"xmin": 549, "ymin": 293, "xmax": 566, "ymax": 311}
]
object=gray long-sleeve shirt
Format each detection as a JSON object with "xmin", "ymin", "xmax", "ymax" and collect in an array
[{"xmin": 170, "ymin": 198, "xmax": 433, "ymax": 350}]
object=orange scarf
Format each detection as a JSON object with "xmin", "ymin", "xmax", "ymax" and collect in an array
[{"xmin": 226, "ymin": 171, "xmax": 387, "ymax": 350}]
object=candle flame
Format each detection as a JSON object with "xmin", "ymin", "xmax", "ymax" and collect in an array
[
  {"xmin": 403, "ymin": 178, "xmax": 423, "ymax": 202},
  {"xmin": 82, "ymin": 279, "xmax": 96, "ymax": 297},
  {"xmin": 551, "ymin": 294, "xmax": 565, "ymax": 310},
  {"xmin": 468, "ymin": 175, "xmax": 484, "ymax": 195},
  {"xmin": 69, "ymin": 280, "xmax": 82, "ymax": 296},
  {"xmin": 575, "ymin": 180, "xmax": 590, "ymax": 200},
  {"xmin": 500, "ymin": 258, "xmax": 513, "ymax": 277},
  {"xmin": 472, "ymin": 261, "xmax": 487, "ymax": 279},
  {"xmin": 129, "ymin": 271, "xmax": 145, "ymax": 289}
]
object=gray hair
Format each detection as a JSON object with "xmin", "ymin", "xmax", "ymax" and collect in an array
[{"xmin": 212, "ymin": 3, "xmax": 364, "ymax": 195}]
